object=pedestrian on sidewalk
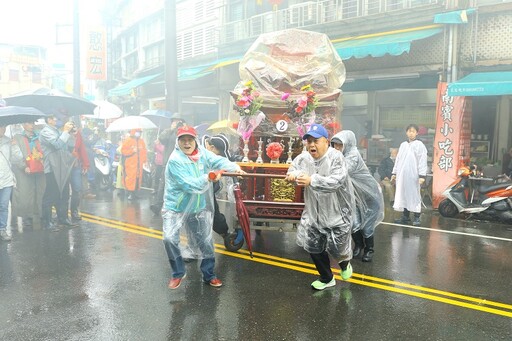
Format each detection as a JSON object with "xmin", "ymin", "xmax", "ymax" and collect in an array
[
  {"xmin": 0, "ymin": 124, "xmax": 23, "ymax": 241},
  {"xmin": 162, "ymin": 126, "xmax": 244, "ymax": 289},
  {"xmin": 68, "ymin": 127, "xmax": 90, "ymax": 223},
  {"xmin": 331, "ymin": 130, "xmax": 384, "ymax": 262},
  {"xmin": 285, "ymin": 124, "xmax": 355, "ymax": 291},
  {"xmin": 378, "ymin": 148, "xmax": 398, "ymax": 206},
  {"xmin": 391, "ymin": 124, "xmax": 428, "ymax": 226},
  {"xmin": 11, "ymin": 122, "xmax": 46, "ymax": 229}
]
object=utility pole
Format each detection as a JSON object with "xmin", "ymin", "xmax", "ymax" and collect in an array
[
  {"xmin": 73, "ymin": 0, "xmax": 81, "ymax": 96},
  {"xmin": 164, "ymin": 0, "xmax": 179, "ymax": 113}
]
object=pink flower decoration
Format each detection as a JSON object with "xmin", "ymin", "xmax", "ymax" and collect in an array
[{"xmin": 281, "ymin": 93, "xmax": 290, "ymax": 101}]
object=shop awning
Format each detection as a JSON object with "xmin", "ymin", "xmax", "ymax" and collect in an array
[
  {"xmin": 332, "ymin": 25, "xmax": 443, "ymax": 60},
  {"xmin": 108, "ymin": 73, "xmax": 162, "ymax": 96},
  {"xmin": 447, "ymin": 72, "xmax": 512, "ymax": 96},
  {"xmin": 434, "ymin": 9, "xmax": 476, "ymax": 24}
]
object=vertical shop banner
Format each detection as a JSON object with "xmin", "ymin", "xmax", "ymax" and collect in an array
[
  {"xmin": 86, "ymin": 29, "xmax": 107, "ymax": 80},
  {"xmin": 432, "ymin": 82, "xmax": 472, "ymax": 208}
]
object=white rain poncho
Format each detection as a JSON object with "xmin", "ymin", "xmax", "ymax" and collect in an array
[
  {"xmin": 287, "ymin": 148, "xmax": 355, "ymax": 261},
  {"xmin": 392, "ymin": 139, "xmax": 428, "ymax": 213},
  {"xmin": 162, "ymin": 140, "xmax": 239, "ymax": 260},
  {"xmin": 331, "ymin": 131, "xmax": 384, "ymax": 238}
]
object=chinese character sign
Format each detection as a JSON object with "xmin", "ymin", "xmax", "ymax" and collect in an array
[
  {"xmin": 86, "ymin": 29, "xmax": 106, "ymax": 80},
  {"xmin": 432, "ymin": 82, "xmax": 472, "ymax": 208}
]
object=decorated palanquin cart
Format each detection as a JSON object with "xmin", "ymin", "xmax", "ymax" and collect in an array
[{"xmin": 221, "ymin": 28, "xmax": 346, "ymax": 234}]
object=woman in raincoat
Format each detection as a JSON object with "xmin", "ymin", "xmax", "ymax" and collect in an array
[
  {"xmin": 331, "ymin": 130, "xmax": 384, "ymax": 262},
  {"xmin": 285, "ymin": 124, "xmax": 355, "ymax": 291},
  {"xmin": 121, "ymin": 129, "xmax": 147, "ymax": 200},
  {"xmin": 391, "ymin": 124, "xmax": 428, "ymax": 226},
  {"xmin": 163, "ymin": 126, "xmax": 244, "ymax": 290}
]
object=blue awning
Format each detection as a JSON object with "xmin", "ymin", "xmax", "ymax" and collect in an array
[
  {"xmin": 434, "ymin": 9, "xmax": 476, "ymax": 24},
  {"xmin": 108, "ymin": 73, "xmax": 162, "ymax": 96},
  {"xmin": 447, "ymin": 72, "xmax": 512, "ymax": 96},
  {"xmin": 332, "ymin": 26, "xmax": 443, "ymax": 60}
]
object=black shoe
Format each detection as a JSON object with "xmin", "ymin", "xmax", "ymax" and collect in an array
[
  {"xmin": 58, "ymin": 219, "xmax": 78, "ymax": 228},
  {"xmin": 71, "ymin": 211, "xmax": 82, "ymax": 222},
  {"xmin": 43, "ymin": 222, "xmax": 60, "ymax": 232},
  {"xmin": 394, "ymin": 216, "xmax": 411, "ymax": 224},
  {"xmin": 352, "ymin": 231, "xmax": 364, "ymax": 258},
  {"xmin": 150, "ymin": 204, "xmax": 161, "ymax": 215},
  {"xmin": 412, "ymin": 217, "xmax": 421, "ymax": 226},
  {"xmin": 362, "ymin": 249, "xmax": 374, "ymax": 262}
]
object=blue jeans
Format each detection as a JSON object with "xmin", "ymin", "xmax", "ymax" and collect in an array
[
  {"xmin": 163, "ymin": 213, "xmax": 216, "ymax": 281},
  {"xmin": 69, "ymin": 167, "xmax": 82, "ymax": 212},
  {"xmin": 0, "ymin": 186, "xmax": 13, "ymax": 230}
]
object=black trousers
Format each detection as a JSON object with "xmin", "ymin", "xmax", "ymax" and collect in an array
[
  {"xmin": 213, "ymin": 196, "xmax": 229, "ymax": 236},
  {"xmin": 42, "ymin": 173, "xmax": 70, "ymax": 224},
  {"xmin": 310, "ymin": 251, "xmax": 333, "ymax": 283}
]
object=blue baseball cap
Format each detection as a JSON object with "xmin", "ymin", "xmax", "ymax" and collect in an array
[{"xmin": 303, "ymin": 124, "xmax": 328, "ymax": 140}]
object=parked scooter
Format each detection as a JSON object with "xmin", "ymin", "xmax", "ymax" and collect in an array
[
  {"xmin": 438, "ymin": 165, "xmax": 512, "ymax": 223},
  {"xmin": 94, "ymin": 147, "xmax": 113, "ymax": 191}
]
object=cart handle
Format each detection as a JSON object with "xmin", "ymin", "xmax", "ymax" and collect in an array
[{"xmin": 208, "ymin": 171, "xmax": 286, "ymax": 180}]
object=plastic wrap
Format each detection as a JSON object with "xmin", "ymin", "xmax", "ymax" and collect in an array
[
  {"xmin": 331, "ymin": 131, "xmax": 384, "ymax": 238},
  {"xmin": 287, "ymin": 148, "xmax": 355, "ymax": 261}
]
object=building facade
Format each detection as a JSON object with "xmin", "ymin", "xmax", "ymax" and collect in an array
[{"xmin": 107, "ymin": 0, "xmax": 512, "ymax": 166}]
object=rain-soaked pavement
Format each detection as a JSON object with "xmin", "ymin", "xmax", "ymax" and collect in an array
[{"xmin": 1, "ymin": 189, "xmax": 511, "ymax": 341}]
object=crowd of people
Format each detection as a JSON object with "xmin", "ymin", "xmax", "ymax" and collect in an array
[{"xmin": 0, "ymin": 111, "xmax": 429, "ymax": 293}]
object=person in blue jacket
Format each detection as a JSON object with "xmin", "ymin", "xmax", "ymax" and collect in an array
[{"xmin": 163, "ymin": 126, "xmax": 244, "ymax": 290}]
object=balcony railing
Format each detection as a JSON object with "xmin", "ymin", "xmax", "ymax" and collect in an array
[{"xmin": 219, "ymin": 0, "xmax": 441, "ymax": 44}]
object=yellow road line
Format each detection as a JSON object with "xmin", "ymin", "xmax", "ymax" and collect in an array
[{"xmin": 82, "ymin": 212, "xmax": 512, "ymax": 317}]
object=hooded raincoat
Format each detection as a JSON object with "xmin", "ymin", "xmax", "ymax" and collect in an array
[
  {"xmin": 162, "ymin": 138, "xmax": 240, "ymax": 261},
  {"xmin": 287, "ymin": 148, "xmax": 355, "ymax": 261},
  {"xmin": 331, "ymin": 131, "xmax": 384, "ymax": 238},
  {"xmin": 392, "ymin": 138, "xmax": 428, "ymax": 213},
  {"xmin": 121, "ymin": 131, "xmax": 147, "ymax": 191}
]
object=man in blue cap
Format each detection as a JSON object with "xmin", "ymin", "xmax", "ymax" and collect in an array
[{"xmin": 285, "ymin": 123, "xmax": 355, "ymax": 290}]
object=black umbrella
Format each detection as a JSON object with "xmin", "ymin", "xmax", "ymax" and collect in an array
[
  {"xmin": 5, "ymin": 88, "xmax": 96, "ymax": 116},
  {"xmin": 0, "ymin": 106, "xmax": 47, "ymax": 126}
]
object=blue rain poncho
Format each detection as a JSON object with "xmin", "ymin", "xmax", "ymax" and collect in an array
[
  {"xmin": 331, "ymin": 131, "xmax": 384, "ymax": 238},
  {"xmin": 287, "ymin": 148, "xmax": 355, "ymax": 261},
  {"xmin": 392, "ymin": 139, "xmax": 428, "ymax": 213},
  {"xmin": 162, "ymin": 139, "xmax": 240, "ymax": 260}
]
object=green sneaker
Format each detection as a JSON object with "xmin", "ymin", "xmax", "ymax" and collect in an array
[
  {"xmin": 311, "ymin": 277, "xmax": 336, "ymax": 290},
  {"xmin": 341, "ymin": 263, "xmax": 353, "ymax": 280}
]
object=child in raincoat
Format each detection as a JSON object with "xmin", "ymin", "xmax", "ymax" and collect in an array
[
  {"xmin": 391, "ymin": 124, "xmax": 428, "ymax": 226},
  {"xmin": 285, "ymin": 124, "xmax": 355, "ymax": 291},
  {"xmin": 331, "ymin": 130, "xmax": 384, "ymax": 262},
  {"xmin": 163, "ymin": 126, "xmax": 244, "ymax": 289}
]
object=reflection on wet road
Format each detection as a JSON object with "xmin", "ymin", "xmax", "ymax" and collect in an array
[{"xmin": 80, "ymin": 211, "xmax": 512, "ymax": 318}]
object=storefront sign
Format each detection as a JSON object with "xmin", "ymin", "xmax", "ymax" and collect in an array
[
  {"xmin": 85, "ymin": 29, "xmax": 107, "ymax": 80},
  {"xmin": 432, "ymin": 82, "xmax": 472, "ymax": 208}
]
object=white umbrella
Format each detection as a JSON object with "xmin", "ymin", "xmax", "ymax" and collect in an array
[
  {"xmin": 85, "ymin": 100, "xmax": 122, "ymax": 119},
  {"xmin": 105, "ymin": 116, "xmax": 157, "ymax": 132}
]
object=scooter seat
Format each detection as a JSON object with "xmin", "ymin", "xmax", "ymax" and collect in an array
[{"xmin": 478, "ymin": 182, "xmax": 512, "ymax": 194}]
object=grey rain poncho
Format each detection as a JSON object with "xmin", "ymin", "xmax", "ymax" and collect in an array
[
  {"xmin": 392, "ymin": 139, "xmax": 428, "ymax": 213},
  {"xmin": 331, "ymin": 131, "xmax": 384, "ymax": 238},
  {"xmin": 162, "ymin": 138, "xmax": 239, "ymax": 260},
  {"xmin": 287, "ymin": 148, "xmax": 355, "ymax": 261}
]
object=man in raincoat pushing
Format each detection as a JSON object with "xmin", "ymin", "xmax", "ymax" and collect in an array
[
  {"xmin": 162, "ymin": 126, "xmax": 244, "ymax": 289},
  {"xmin": 285, "ymin": 124, "xmax": 355, "ymax": 290}
]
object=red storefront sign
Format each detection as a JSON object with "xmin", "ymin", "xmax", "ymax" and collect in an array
[
  {"xmin": 432, "ymin": 82, "xmax": 472, "ymax": 208},
  {"xmin": 85, "ymin": 29, "xmax": 107, "ymax": 81}
]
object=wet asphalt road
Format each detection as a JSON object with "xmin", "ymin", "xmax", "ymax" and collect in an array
[{"xmin": 1, "ymin": 190, "xmax": 511, "ymax": 341}]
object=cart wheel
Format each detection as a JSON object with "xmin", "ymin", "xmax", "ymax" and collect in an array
[
  {"xmin": 438, "ymin": 199, "xmax": 458, "ymax": 218},
  {"xmin": 224, "ymin": 229, "xmax": 244, "ymax": 252}
]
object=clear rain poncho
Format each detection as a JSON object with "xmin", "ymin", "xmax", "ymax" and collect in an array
[
  {"xmin": 331, "ymin": 131, "xmax": 384, "ymax": 238},
  {"xmin": 162, "ymin": 139, "xmax": 240, "ymax": 260},
  {"xmin": 287, "ymin": 148, "xmax": 355, "ymax": 261}
]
